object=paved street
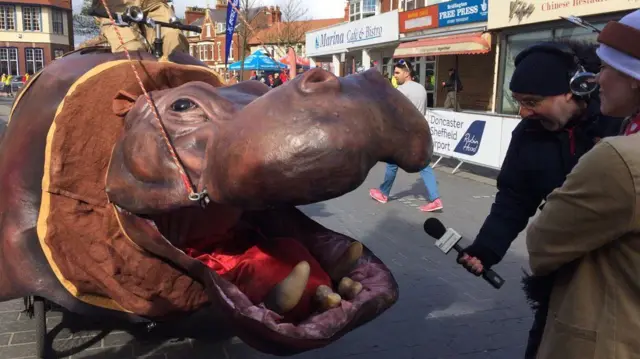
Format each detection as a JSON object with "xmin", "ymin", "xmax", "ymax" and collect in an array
[
  {"xmin": 0, "ymin": 96, "xmax": 534, "ymax": 359},
  {"xmin": 0, "ymin": 96, "xmax": 11, "ymax": 123}
]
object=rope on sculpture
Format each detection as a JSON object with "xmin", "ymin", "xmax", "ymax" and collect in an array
[{"xmin": 97, "ymin": 0, "xmax": 208, "ymax": 205}]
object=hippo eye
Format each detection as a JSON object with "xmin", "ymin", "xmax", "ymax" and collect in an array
[{"xmin": 171, "ymin": 98, "xmax": 197, "ymax": 112}]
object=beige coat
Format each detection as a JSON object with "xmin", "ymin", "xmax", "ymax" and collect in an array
[
  {"xmin": 91, "ymin": 0, "xmax": 188, "ymax": 55},
  {"xmin": 527, "ymin": 133, "xmax": 640, "ymax": 359}
]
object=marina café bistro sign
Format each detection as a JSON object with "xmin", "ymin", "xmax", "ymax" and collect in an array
[{"xmin": 305, "ymin": 10, "xmax": 400, "ymax": 57}]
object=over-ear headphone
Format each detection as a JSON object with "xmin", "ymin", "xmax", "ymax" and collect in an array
[{"xmin": 515, "ymin": 42, "xmax": 598, "ymax": 97}]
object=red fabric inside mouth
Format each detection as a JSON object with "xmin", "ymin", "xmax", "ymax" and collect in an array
[{"xmin": 182, "ymin": 227, "xmax": 332, "ymax": 323}]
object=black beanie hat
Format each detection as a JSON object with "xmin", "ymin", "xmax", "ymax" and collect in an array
[{"xmin": 509, "ymin": 51, "xmax": 573, "ymax": 96}]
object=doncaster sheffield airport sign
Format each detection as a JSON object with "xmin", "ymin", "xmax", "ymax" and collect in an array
[{"xmin": 305, "ymin": 10, "xmax": 400, "ymax": 57}]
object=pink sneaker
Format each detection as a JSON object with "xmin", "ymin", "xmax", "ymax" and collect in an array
[
  {"xmin": 369, "ymin": 188, "xmax": 388, "ymax": 204},
  {"xmin": 419, "ymin": 198, "xmax": 443, "ymax": 212}
]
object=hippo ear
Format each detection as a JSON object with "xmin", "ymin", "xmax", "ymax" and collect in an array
[{"xmin": 113, "ymin": 90, "xmax": 139, "ymax": 117}]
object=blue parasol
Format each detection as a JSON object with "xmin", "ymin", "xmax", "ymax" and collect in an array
[{"xmin": 228, "ymin": 49, "xmax": 287, "ymax": 71}]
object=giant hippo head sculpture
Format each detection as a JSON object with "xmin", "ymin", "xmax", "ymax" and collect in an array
[
  {"xmin": 0, "ymin": 49, "xmax": 433, "ymax": 357},
  {"xmin": 106, "ymin": 68, "xmax": 432, "ymax": 211}
]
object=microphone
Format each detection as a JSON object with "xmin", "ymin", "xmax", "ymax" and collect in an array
[{"xmin": 424, "ymin": 218, "xmax": 505, "ymax": 289}]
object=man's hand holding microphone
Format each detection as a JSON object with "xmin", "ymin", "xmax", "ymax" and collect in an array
[{"xmin": 424, "ymin": 218, "xmax": 505, "ymax": 289}]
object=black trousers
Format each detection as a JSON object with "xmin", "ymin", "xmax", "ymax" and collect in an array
[{"xmin": 524, "ymin": 301, "xmax": 548, "ymax": 359}]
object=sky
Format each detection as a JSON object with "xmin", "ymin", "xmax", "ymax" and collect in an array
[{"xmin": 73, "ymin": 0, "xmax": 346, "ymax": 20}]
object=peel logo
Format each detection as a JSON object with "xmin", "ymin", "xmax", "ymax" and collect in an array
[
  {"xmin": 454, "ymin": 120, "xmax": 485, "ymax": 156},
  {"xmin": 480, "ymin": 0, "xmax": 487, "ymax": 12}
]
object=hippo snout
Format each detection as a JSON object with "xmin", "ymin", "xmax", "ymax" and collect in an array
[
  {"xmin": 201, "ymin": 68, "xmax": 433, "ymax": 208},
  {"xmin": 298, "ymin": 68, "xmax": 341, "ymax": 94}
]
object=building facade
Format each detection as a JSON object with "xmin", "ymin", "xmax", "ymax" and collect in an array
[
  {"xmin": 247, "ymin": 17, "xmax": 344, "ymax": 64},
  {"xmin": 489, "ymin": 0, "xmax": 639, "ymax": 115},
  {"xmin": 0, "ymin": 0, "xmax": 73, "ymax": 76},
  {"xmin": 183, "ymin": 3, "xmax": 243, "ymax": 73},
  {"xmin": 393, "ymin": 0, "xmax": 493, "ymax": 110},
  {"xmin": 305, "ymin": 0, "xmax": 401, "ymax": 77}
]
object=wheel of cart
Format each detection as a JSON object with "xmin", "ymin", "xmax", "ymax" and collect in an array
[{"xmin": 23, "ymin": 296, "xmax": 48, "ymax": 359}]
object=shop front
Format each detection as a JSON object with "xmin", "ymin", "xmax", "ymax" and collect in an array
[
  {"xmin": 305, "ymin": 10, "xmax": 400, "ymax": 77},
  {"xmin": 489, "ymin": 0, "xmax": 639, "ymax": 115},
  {"xmin": 392, "ymin": 0, "xmax": 495, "ymax": 111}
]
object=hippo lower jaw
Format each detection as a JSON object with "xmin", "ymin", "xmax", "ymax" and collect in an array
[{"xmin": 113, "ymin": 201, "xmax": 399, "ymax": 355}]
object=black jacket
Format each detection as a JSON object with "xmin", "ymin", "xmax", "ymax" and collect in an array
[
  {"xmin": 463, "ymin": 101, "xmax": 623, "ymax": 267},
  {"xmin": 443, "ymin": 72, "xmax": 462, "ymax": 93}
]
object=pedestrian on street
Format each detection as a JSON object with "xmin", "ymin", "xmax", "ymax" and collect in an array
[
  {"xmin": 456, "ymin": 39, "xmax": 623, "ymax": 359},
  {"xmin": 442, "ymin": 68, "xmax": 462, "ymax": 110},
  {"xmin": 524, "ymin": 10, "xmax": 640, "ymax": 359},
  {"xmin": 369, "ymin": 59, "xmax": 443, "ymax": 212}
]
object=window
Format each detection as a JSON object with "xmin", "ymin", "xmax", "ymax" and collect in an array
[
  {"xmin": 216, "ymin": 22, "xmax": 225, "ymax": 33},
  {"xmin": 23, "ymin": 6, "xmax": 41, "ymax": 32},
  {"xmin": 0, "ymin": 48, "xmax": 18, "ymax": 75},
  {"xmin": 25, "ymin": 48, "xmax": 44, "ymax": 74},
  {"xmin": 52, "ymin": 9, "xmax": 64, "ymax": 35},
  {"xmin": 362, "ymin": 0, "xmax": 376, "ymax": 16},
  {"xmin": 553, "ymin": 22, "xmax": 606, "ymax": 43},
  {"xmin": 498, "ymin": 22, "xmax": 608, "ymax": 114},
  {"xmin": 198, "ymin": 44, "xmax": 205, "ymax": 60},
  {"xmin": 216, "ymin": 42, "xmax": 221, "ymax": 61},
  {"xmin": 54, "ymin": 49, "xmax": 64, "ymax": 59},
  {"xmin": 349, "ymin": 0, "xmax": 377, "ymax": 22},
  {"xmin": 404, "ymin": 0, "xmax": 426, "ymax": 11},
  {"xmin": 190, "ymin": 44, "xmax": 197, "ymax": 58},
  {"xmin": 0, "ymin": 5, "xmax": 15, "ymax": 30}
]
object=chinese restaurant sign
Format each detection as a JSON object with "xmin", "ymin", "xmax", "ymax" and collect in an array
[{"xmin": 488, "ymin": 0, "xmax": 640, "ymax": 29}]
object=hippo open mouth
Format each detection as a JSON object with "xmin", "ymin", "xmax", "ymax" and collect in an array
[
  {"xmin": 0, "ymin": 50, "xmax": 432, "ymax": 357},
  {"xmin": 103, "ymin": 68, "xmax": 434, "ymax": 354}
]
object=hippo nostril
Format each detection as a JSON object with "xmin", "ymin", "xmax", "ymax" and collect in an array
[{"xmin": 299, "ymin": 68, "xmax": 340, "ymax": 94}]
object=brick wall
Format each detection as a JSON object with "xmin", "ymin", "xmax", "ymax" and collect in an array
[
  {"xmin": 380, "ymin": 0, "xmax": 399, "ymax": 13},
  {"xmin": 435, "ymin": 47, "xmax": 496, "ymax": 111}
]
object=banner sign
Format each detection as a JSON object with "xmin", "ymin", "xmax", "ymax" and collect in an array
[
  {"xmin": 305, "ymin": 11, "xmax": 399, "ymax": 57},
  {"xmin": 225, "ymin": 0, "xmax": 240, "ymax": 65},
  {"xmin": 488, "ymin": 0, "xmax": 639, "ymax": 30},
  {"xmin": 426, "ymin": 109, "xmax": 504, "ymax": 169},
  {"xmin": 399, "ymin": 6, "xmax": 439, "ymax": 33},
  {"xmin": 437, "ymin": 0, "xmax": 489, "ymax": 27},
  {"xmin": 400, "ymin": 0, "xmax": 488, "ymax": 33}
]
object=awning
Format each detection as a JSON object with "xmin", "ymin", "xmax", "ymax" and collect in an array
[{"xmin": 393, "ymin": 32, "xmax": 492, "ymax": 58}]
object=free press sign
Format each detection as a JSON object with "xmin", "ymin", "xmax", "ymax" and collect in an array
[
  {"xmin": 399, "ymin": 0, "xmax": 488, "ymax": 35},
  {"xmin": 438, "ymin": 0, "xmax": 489, "ymax": 27}
]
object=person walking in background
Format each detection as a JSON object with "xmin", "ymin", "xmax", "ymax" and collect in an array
[
  {"xmin": 369, "ymin": 59, "xmax": 443, "ymax": 212},
  {"xmin": 272, "ymin": 72, "xmax": 283, "ymax": 87},
  {"xmin": 442, "ymin": 68, "xmax": 462, "ymax": 110}
]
